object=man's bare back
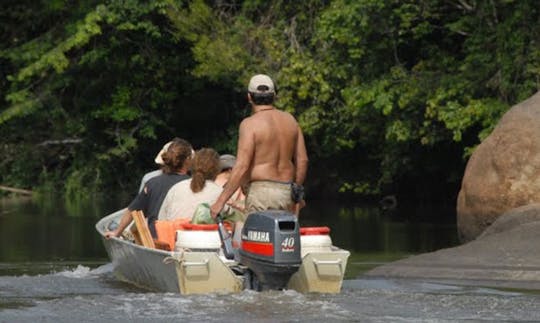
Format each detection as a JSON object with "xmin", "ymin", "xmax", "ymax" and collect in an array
[
  {"xmin": 240, "ymin": 107, "xmax": 303, "ymax": 183},
  {"xmin": 210, "ymin": 74, "xmax": 308, "ymax": 218}
]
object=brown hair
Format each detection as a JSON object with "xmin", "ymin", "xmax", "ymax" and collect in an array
[
  {"xmin": 161, "ymin": 138, "xmax": 193, "ymax": 174},
  {"xmin": 190, "ymin": 148, "xmax": 220, "ymax": 193}
]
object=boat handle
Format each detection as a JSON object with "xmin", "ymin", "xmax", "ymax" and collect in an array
[
  {"xmin": 312, "ymin": 258, "xmax": 343, "ymax": 274},
  {"xmin": 313, "ymin": 259, "xmax": 342, "ymax": 265},
  {"xmin": 182, "ymin": 259, "xmax": 209, "ymax": 267}
]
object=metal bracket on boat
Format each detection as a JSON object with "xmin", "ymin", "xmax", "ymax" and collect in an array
[
  {"xmin": 312, "ymin": 258, "xmax": 344, "ymax": 277},
  {"xmin": 181, "ymin": 258, "xmax": 210, "ymax": 278},
  {"xmin": 182, "ymin": 259, "xmax": 209, "ymax": 267},
  {"xmin": 163, "ymin": 251, "xmax": 186, "ymax": 265},
  {"xmin": 164, "ymin": 252, "xmax": 212, "ymax": 277},
  {"xmin": 163, "ymin": 256, "xmax": 177, "ymax": 265}
]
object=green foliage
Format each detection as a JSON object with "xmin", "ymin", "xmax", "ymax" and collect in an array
[
  {"xmin": 64, "ymin": 167, "xmax": 101, "ymax": 204},
  {"xmin": 303, "ymin": 0, "xmax": 540, "ymax": 194},
  {"xmin": 0, "ymin": 0, "xmax": 202, "ymax": 198},
  {"xmin": 1, "ymin": 0, "xmax": 539, "ymax": 203},
  {"xmin": 10, "ymin": 5, "xmax": 107, "ymax": 84}
]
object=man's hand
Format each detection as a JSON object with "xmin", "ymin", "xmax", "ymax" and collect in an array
[
  {"xmin": 210, "ymin": 200, "xmax": 225, "ymax": 219},
  {"xmin": 227, "ymin": 200, "xmax": 245, "ymax": 212},
  {"xmin": 294, "ymin": 199, "xmax": 306, "ymax": 217},
  {"xmin": 104, "ymin": 230, "xmax": 119, "ymax": 239}
]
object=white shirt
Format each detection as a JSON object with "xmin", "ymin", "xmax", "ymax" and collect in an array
[{"xmin": 159, "ymin": 179, "xmax": 223, "ymax": 221}]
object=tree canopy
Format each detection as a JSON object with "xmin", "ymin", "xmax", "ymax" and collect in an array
[{"xmin": 1, "ymin": 0, "xmax": 539, "ymax": 205}]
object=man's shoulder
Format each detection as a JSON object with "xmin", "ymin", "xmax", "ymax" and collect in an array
[
  {"xmin": 145, "ymin": 173, "xmax": 165, "ymax": 186},
  {"xmin": 243, "ymin": 108, "xmax": 296, "ymax": 124},
  {"xmin": 274, "ymin": 109, "xmax": 298, "ymax": 124},
  {"xmin": 142, "ymin": 169, "xmax": 162, "ymax": 180},
  {"xmin": 239, "ymin": 114, "xmax": 260, "ymax": 132}
]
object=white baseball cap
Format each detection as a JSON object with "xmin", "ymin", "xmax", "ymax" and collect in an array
[
  {"xmin": 248, "ymin": 74, "xmax": 275, "ymax": 93},
  {"xmin": 154, "ymin": 141, "xmax": 172, "ymax": 165}
]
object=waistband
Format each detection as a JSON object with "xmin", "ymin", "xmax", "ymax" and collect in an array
[{"xmin": 249, "ymin": 180, "xmax": 293, "ymax": 189}]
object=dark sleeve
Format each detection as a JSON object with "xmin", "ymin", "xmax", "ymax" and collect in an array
[{"xmin": 128, "ymin": 189, "xmax": 148, "ymax": 212}]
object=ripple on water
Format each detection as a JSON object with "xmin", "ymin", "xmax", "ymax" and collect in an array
[{"xmin": 1, "ymin": 266, "xmax": 540, "ymax": 322}]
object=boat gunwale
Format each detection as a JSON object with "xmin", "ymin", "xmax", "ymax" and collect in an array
[{"xmin": 95, "ymin": 209, "xmax": 173, "ymax": 257}]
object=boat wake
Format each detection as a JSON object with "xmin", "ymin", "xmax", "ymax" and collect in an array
[
  {"xmin": 55, "ymin": 263, "xmax": 114, "ymax": 279},
  {"xmin": 1, "ymin": 273, "xmax": 540, "ymax": 322},
  {"xmin": 0, "ymin": 261, "xmax": 110, "ymax": 278}
]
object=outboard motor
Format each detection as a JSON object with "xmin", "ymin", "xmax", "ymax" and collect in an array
[{"xmin": 239, "ymin": 210, "xmax": 301, "ymax": 290}]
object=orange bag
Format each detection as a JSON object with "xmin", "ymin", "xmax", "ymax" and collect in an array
[{"xmin": 155, "ymin": 218, "xmax": 191, "ymax": 250}]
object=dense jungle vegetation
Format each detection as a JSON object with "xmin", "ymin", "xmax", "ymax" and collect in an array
[{"xmin": 1, "ymin": 0, "xmax": 539, "ymax": 207}]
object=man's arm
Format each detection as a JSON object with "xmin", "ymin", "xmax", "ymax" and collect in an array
[
  {"xmin": 294, "ymin": 126, "xmax": 309, "ymax": 185},
  {"xmin": 104, "ymin": 208, "xmax": 133, "ymax": 238},
  {"xmin": 105, "ymin": 186, "xmax": 149, "ymax": 238},
  {"xmin": 210, "ymin": 119, "xmax": 255, "ymax": 218}
]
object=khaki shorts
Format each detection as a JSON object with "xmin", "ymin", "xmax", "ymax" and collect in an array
[{"xmin": 245, "ymin": 180, "xmax": 294, "ymax": 214}]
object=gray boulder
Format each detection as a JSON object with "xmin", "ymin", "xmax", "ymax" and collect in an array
[
  {"xmin": 365, "ymin": 204, "xmax": 540, "ymax": 290},
  {"xmin": 457, "ymin": 91, "xmax": 540, "ymax": 242}
]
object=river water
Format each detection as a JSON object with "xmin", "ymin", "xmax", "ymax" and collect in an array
[{"xmin": 1, "ymin": 196, "xmax": 539, "ymax": 322}]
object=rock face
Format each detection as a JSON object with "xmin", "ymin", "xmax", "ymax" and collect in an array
[
  {"xmin": 456, "ymin": 91, "xmax": 540, "ymax": 242},
  {"xmin": 365, "ymin": 204, "xmax": 540, "ymax": 290}
]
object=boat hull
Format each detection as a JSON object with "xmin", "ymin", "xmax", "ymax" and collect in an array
[
  {"xmin": 96, "ymin": 210, "xmax": 350, "ymax": 294},
  {"xmin": 97, "ymin": 210, "xmax": 180, "ymax": 292}
]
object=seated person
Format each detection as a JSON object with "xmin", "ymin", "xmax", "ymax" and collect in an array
[
  {"xmin": 138, "ymin": 140, "xmax": 172, "ymax": 193},
  {"xmin": 215, "ymin": 154, "xmax": 246, "ymax": 213},
  {"xmin": 105, "ymin": 138, "xmax": 193, "ymax": 239},
  {"xmin": 160, "ymin": 148, "xmax": 237, "ymax": 221}
]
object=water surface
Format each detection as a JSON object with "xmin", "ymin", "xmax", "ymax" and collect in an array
[
  {"xmin": 2, "ymin": 196, "xmax": 539, "ymax": 322},
  {"xmin": 2, "ymin": 264, "xmax": 539, "ymax": 322}
]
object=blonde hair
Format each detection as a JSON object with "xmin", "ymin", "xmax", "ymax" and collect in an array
[{"xmin": 190, "ymin": 148, "xmax": 220, "ymax": 193}]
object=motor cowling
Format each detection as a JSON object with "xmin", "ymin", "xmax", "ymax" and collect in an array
[{"xmin": 239, "ymin": 210, "xmax": 301, "ymax": 290}]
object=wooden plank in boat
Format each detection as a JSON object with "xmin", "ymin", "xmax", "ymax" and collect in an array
[{"xmin": 132, "ymin": 210, "xmax": 155, "ymax": 249}]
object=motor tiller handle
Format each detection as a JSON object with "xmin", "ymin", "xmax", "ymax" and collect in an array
[{"xmin": 216, "ymin": 215, "xmax": 235, "ymax": 260}]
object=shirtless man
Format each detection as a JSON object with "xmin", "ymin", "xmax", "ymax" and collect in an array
[{"xmin": 210, "ymin": 74, "xmax": 308, "ymax": 218}]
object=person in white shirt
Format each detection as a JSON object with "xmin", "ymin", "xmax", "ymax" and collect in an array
[{"xmin": 159, "ymin": 148, "xmax": 224, "ymax": 220}]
